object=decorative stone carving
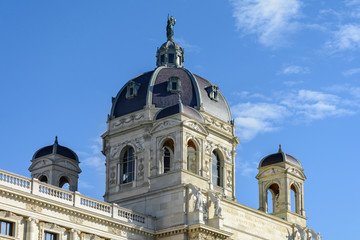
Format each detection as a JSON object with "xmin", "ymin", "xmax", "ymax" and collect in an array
[
  {"xmin": 184, "ymin": 121, "xmax": 207, "ymax": 135},
  {"xmin": 26, "ymin": 203, "xmax": 43, "ymax": 213},
  {"xmin": 205, "ymin": 140, "xmax": 232, "ymax": 162},
  {"xmin": 69, "ymin": 215, "xmax": 83, "ymax": 224},
  {"xmin": 205, "ymin": 140, "xmax": 215, "ymax": 155},
  {"xmin": 189, "ymin": 232, "xmax": 223, "ymax": 240},
  {"xmin": 188, "ymin": 184, "xmax": 206, "ymax": 212},
  {"xmin": 204, "ymin": 116, "xmax": 232, "ymax": 133},
  {"xmin": 111, "ymin": 113, "xmax": 144, "ymax": 129},
  {"xmin": 108, "ymin": 227, "xmax": 127, "ymax": 237},
  {"xmin": 137, "ymin": 159, "xmax": 144, "ymax": 180},
  {"xmin": 209, "ymin": 192, "xmax": 223, "ymax": 217},
  {"xmin": 109, "ymin": 166, "xmax": 116, "ymax": 185},
  {"xmin": 110, "ymin": 137, "xmax": 145, "ymax": 159},
  {"xmin": 226, "ymin": 170, "xmax": 232, "ymax": 188}
]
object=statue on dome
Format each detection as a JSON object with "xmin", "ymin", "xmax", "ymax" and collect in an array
[{"xmin": 166, "ymin": 14, "xmax": 176, "ymax": 41}]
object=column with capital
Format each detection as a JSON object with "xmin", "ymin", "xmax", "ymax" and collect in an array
[
  {"xmin": 26, "ymin": 217, "xmax": 38, "ymax": 240},
  {"xmin": 70, "ymin": 229, "xmax": 81, "ymax": 240}
]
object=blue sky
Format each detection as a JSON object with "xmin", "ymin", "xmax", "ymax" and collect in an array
[{"xmin": 1, "ymin": 1, "xmax": 359, "ymax": 239}]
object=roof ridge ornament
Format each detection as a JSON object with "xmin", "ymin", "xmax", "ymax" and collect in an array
[
  {"xmin": 278, "ymin": 144, "xmax": 282, "ymax": 153},
  {"xmin": 166, "ymin": 14, "xmax": 176, "ymax": 41},
  {"xmin": 53, "ymin": 136, "xmax": 58, "ymax": 154}
]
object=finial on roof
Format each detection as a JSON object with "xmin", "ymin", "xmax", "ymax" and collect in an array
[
  {"xmin": 166, "ymin": 14, "xmax": 176, "ymax": 41},
  {"xmin": 53, "ymin": 136, "xmax": 58, "ymax": 154},
  {"xmin": 278, "ymin": 144, "xmax": 282, "ymax": 153},
  {"xmin": 177, "ymin": 92, "xmax": 182, "ymax": 104}
]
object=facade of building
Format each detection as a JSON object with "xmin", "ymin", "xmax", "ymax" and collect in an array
[{"xmin": 0, "ymin": 18, "xmax": 321, "ymax": 240}]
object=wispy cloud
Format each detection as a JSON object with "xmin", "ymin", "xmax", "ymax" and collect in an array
[
  {"xmin": 279, "ymin": 65, "xmax": 310, "ymax": 75},
  {"xmin": 342, "ymin": 67, "xmax": 360, "ymax": 77},
  {"xmin": 283, "ymin": 80, "xmax": 304, "ymax": 86},
  {"xmin": 231, "ymin": 0, "xmax": 302, "ymax": 47},
  {"xmin": 236, "ymin": 159, "xmax": 258, "ymax": 177},
  {"xmin": 232, "ymin": 102, "xmax": 289, "ymax": 141},
  {"xmin": 325, "ymin": 24, "xmax": 360, "ymax": 52},
  {"xmin": 175, "ymin": 37, "xmax": 199, "ymax": 53},
  {"xmin": 78, "ymin": 138, "xmax": 105, "ymax": 174},
  {"xmin": 231, "ymin": 88, "xmax": 358, "ymax": 141}
]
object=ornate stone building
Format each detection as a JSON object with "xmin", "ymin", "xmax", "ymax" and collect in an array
[{"xmin": 0, "ymin": 17, "xmax": 321, "ymax": 240}]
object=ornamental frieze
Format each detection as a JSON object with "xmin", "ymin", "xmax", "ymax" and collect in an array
[
  {"xmin": 111, "ymin": 113, "xmax": 144, "ymax": 130},
  {"xmin": 110, "ymin": 137, "xmax": 145, "ymax": 158},
  {"xmin": 204, "ymin": 116, "xmax": 232, "ymax": 133}
]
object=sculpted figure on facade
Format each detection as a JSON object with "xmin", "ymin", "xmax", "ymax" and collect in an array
[
  {"xmin": 209, "ymin": 192, "xmax": 223, "ymax": 217},
  {"xmin": 188, "ymin": 184, "xmax": 206, "ymax": 212}
]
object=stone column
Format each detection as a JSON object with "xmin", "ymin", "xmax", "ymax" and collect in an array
[
  {"xmin": 70, "ymin": 229, "xmax": 80, "ymax": 240},
  {"xmin": 26, "ymin": 217, "xmax": 38, "ymax": 240}
]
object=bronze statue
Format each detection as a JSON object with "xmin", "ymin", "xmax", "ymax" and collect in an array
[{"xmin": 166, "ymin": 14, "xmax": 176, "ymax": 41}]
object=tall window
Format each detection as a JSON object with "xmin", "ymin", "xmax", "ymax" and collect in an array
[
  {"xmin": 118, "ymin": 147, "xmax": 135, "ymax": 184},
  {"xmin": 187, "ymin": 140, "xmax": 197, "ymax": 174},
  {"xmin": 212, "ymin": 151, "xmax": 221, "ymax": 186},
  {"xmin": 0, "ymin": 220, "xmax": 13, "ymax": 236},
  {"xmin": 44, "ymin": 232, "xmax": 57, "ymax": 240},
  {"xmin": 162, "ymin": 139, "xmax": 174, "ymax": 173}
]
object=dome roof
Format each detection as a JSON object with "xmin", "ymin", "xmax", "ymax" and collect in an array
[
  {"xmin": 110, "ymin": 67, "xmax": 232, "ymax": 122},
  {"xmin": 32, "ymin": 137, "xmax": 78, "ymax": 161},
  {"xmin": 259, "ymin": 145, "xmax": 302, "ymax": 169}
]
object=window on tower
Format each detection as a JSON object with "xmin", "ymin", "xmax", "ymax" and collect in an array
[
  {"xmin": 187, "ymin": 140, "xmax": 197, "ymax": 174},
  {"xmin": 212, "ymin": 150, "xmax": 222, "ymax": 186},
  {"xmin": 118, "ymin": 147, "xmax": 135, "ymax": 184},
  {"xmin": 162, "ymin": 139, "xmax": 174, "ymax": 174},
  {"xmin": 168, "ymin": 53, "xmax": 174, "ymax": 63}
]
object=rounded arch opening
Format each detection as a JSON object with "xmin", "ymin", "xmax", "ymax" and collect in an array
[
  {"xmin": 187, "ymin": 140, "xmax": 197, "ymax": 174},
  {"xmin": 59, "ymin": 176, "xmax": 70, "ymax": 190},
  {"xmin": 291, "ymin": 184, "xmax": 298, "ymax": 214},
  {"xmin": 39, "ymin": 175, "xmax": 48, "ymax": 183},
  {"xmin": 118, "ymin": 146, "xmax": 135, "ymax": 184},
  {"xmin": 267, "ymin": 183, "xmax": 280, "ymax": 214}
]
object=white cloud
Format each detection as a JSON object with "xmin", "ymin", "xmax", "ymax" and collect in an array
[
  {"xmin": 231, "ymin": 0, "xmax": 302, "ymax": 47},
  {"xmin": 174, "ymin": 37, "xmax": 199, "ymax": 53},
  {"xmin": 342, "ymin": 68, "xmax": 360, "ymax": 77},
  {"xmin": 236, "ymin": 159, "xmax": 258, "ymax": 177},
  {"xmin": 231, "ymin": 89, "xmax": 358, "ymax": 141},
  {"xmin": 325, "ymin": 24, "xmax": 360, "ymax": 52},
  {"xmin": 280, "ymin": 65, "xmax": 310, "ymax": 75},
  {"xmin": 232, "ymin": 102, "xmax": 289, "ymax": 141},
  {"xmin": 283, "ymin": 80, "xmax": 304, "ymax": 86},
  {"xmin": 78, "ymin": 138, "xmax": 105, "ymax": 173}
]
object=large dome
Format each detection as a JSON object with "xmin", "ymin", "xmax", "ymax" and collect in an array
[{"xmin": 110, "ymin": 68, "xmax": 232, "ymax": 123}]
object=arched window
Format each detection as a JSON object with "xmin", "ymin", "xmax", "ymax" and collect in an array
[
  {"xmin": 162, "ymin": 139, "xmax": 174, "ymax": 173},
  {"xmin": 212, "ymin": 150, "xmax": 221, "ymax": 186},
  {"xmin": 291, "ymin": 184, "xmax": 298, "ymax": 214},
  {"xmin": 59, "ymin": 176, "xmax": 70, "ymax": 190},
  {"xmin": 187, "ymin": 140, "xmax": 197, "ymax": 174},
  {"xmin": 267, "ymin": 183, "xmax": 279, "ymax": 214},
  {"xmin": 118, "ymin": 147, "xmax": 135, "ymax": 184},
  {"xmin": 39, "ymin": 175, "xmax": 48, "ymax": 183}
]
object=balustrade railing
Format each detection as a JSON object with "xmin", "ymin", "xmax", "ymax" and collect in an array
[{"xmin": 0, "ymin": 169, "xmax": 151, "ymax": 227}]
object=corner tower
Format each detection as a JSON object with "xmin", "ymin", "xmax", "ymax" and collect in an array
[
  {"xmin": 256, "ymin": 145, "xmax": 307, "ymax": 226},
  {"xmin": 101, "ymin": 17, "xmax": 239, "ymax": 231},
  {"xmin": 29, "ymin": 137, "xmax": 81, "ymax": 191}
]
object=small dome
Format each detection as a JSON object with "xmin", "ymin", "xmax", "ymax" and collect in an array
[
  {"xmin": 32, "ymin": 137, "xmax": 78, "ymax": 161},
  {"xmin": 259, "ymin": 145, "xmax": 302, "ymax": 169}
]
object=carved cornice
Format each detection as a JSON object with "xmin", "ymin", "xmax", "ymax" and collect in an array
[{"xmin": 111, "ymin": 113, "xmax": 144, "ymax": 130}]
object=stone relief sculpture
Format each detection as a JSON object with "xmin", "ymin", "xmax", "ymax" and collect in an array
[
  {"xmin": 209, "ymin": 192, "xmax": 223, "ymax": 217},
  {"xmin": 188, "ymin": 184, "xmax": 206, "ymax": 212}
]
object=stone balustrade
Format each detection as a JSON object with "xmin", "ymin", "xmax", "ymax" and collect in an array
[{"xmin": 0, "ymin": 169, "xmax": 151, "ymax": 228}]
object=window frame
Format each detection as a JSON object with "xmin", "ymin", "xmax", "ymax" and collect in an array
[
  {"xmin": 211, "ymin": 150, "xmax": 222, "ymax": 187},
  {"xmin": 0, "ymin": 220, "xmax": 14, "ymax": 237},
  {"xmin": 118, "ymin": 146, "xmax": 136, "ymax": 184}
]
